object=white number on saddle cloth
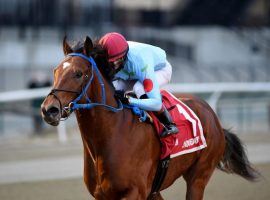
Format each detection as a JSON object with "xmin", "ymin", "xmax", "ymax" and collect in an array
[{"xmin": 158, "ymin": 90, "xmax": 207, "ymax": 159}]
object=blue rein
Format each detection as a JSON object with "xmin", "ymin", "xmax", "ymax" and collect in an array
[{"xmin": 67, "ymin": 53, "xmax": 123, "ymax": 113}]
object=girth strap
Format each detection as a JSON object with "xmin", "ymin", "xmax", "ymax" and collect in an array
[{"xmin": 150, "ymin": 156, "xmax": 170, "ymax": 195}]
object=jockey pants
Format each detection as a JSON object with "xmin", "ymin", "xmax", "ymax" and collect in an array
[{"xmin": 113, "ymin": 61, "xmax": 172, "ymax": 98}]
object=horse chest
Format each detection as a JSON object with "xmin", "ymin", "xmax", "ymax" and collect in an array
[
  {"xmin": 92, "ymin": 173, "xmax": 131, "ymax": 199},
  {"xmin": 84, "ymin": 154, "xmax": 131, "ymax": 197}
]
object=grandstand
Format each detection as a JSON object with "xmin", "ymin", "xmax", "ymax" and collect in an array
[
  {"xmin": 0, "ymin": 0, "xmax": 269, "ymax": 136},
  {"xmin": 0, "ymin": 27, "xmax": 269, "ymax": 90}
]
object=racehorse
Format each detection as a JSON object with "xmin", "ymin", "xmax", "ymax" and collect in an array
[{"xmin": 41, "ymin": 36, "xmax": 259, "ymax": 200}]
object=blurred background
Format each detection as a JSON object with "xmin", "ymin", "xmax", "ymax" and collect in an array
[{"xmin": 0, "ymin": 0, "xmax": 269, "ymax": 199}]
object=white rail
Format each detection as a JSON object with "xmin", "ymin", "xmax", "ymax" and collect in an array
[
  {"xmin": 162, "ymin": 82, "xmax": 270, "ymax": 93},
  {"xmin": 1, "ymin": 82, "xmax": 270, "ymax": 142},
  {"xmin": 1, "ymin": 82, "xmax": 270, "ymax": 103},
  {"xmin": 0, "ymin": 87, "xmax": 51, "ymax": 103}
]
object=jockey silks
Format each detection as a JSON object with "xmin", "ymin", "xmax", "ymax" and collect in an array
[{"xmin": 114, "ymin": 41, "xmax": 168, "ymax": 111}]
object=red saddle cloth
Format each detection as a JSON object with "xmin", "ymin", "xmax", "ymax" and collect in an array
[{"xmin": 149, "ymin": 90, "xmax": 207, "ymax": 159}]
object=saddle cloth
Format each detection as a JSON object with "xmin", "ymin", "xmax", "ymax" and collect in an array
[{"xmin": 149, "ymin": 90, "xmax": 207, "ymax": 159}]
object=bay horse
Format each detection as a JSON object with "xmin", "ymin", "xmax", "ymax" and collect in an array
[{"xmin": 41, "ymin": 36, "xmax": 259, "ymax": 200}]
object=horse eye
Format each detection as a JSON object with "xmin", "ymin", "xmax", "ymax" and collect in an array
[{"xmin": 74, "ymin": 71, "xmax": 83, "ymax": 79}]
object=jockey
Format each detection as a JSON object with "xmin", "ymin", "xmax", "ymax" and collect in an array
[{"xmin": 99, "ymin": 32, "xmax": 178, "ymax": 137}]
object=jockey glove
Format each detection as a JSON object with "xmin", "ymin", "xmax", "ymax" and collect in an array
[{"xmin": 114, "ymin": 90, "xmax": 129, "ymax": 105}]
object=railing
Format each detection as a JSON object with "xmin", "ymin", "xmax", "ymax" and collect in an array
[
  {"xmin": 163, "ymin": 82, "xmax": 270, "ymax": 112},
  {"xmin": 1, "ymin": 82, "xmax": 270, "ymax": 141}
]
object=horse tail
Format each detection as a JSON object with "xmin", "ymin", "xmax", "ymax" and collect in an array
[{"xmin": 217, "ymin": 129, "xmax": 260, "ymax": 181}]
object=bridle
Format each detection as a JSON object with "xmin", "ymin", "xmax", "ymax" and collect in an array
[{"xmin": 48, "ymin": 53, "xmax": 124, "ymax": 119}]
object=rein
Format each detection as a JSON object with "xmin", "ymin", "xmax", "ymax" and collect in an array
[{"xmin": 49, "ymin": 53, "xmax": 124, "ymax": 116}]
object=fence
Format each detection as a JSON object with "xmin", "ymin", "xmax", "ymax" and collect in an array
[{"xmin": 0, "ymin": 83, "xmax": 270, "ymax": 140}]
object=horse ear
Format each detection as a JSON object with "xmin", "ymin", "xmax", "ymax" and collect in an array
[
  {"xmin": 63, "ymin": 36, "xmax": 73, "ymax": 56},
  {"xmin": 83, "ymin": 36, "xmax": 93, "ymax": 57}
]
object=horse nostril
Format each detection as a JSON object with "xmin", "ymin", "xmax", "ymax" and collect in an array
[
  {"xmin": 47, "ymin": 106, "xmax": 60, "ymax": 117},
  {"xmin": 41, "ymin": 107, "xmax": 47, "ymax": 116}
]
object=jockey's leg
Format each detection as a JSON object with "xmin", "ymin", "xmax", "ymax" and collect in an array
[
  {"xmin": 152, "ymin": 61, "xmax": 179, "ymax": 136},
  {"xmin": 155, "ymin": 106, "xmax": 179, "ymax": 137},
  {"xmin": 154, "ymin": 61, "xmax": 172, "ymax": 87},
  {"xmin": 133, "ymin": 61, "xmax": 172, "ymax": 98},
  {"xmin": 139, "ymin": 93, "xmax": 179, "ymax": 136},
  {"xmin": 134, "ymin": 61, "xmax": 178, "ymax": 136},
  {"xmin": 113, "ymin": 79, "xmax": 135, "ymax": 91}
]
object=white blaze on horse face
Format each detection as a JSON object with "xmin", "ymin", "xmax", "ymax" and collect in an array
[{"xmin": 63, "ymin": 62, "xmax": 71, "ymax": 70}]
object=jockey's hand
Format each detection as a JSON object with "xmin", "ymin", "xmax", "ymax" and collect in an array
[{"xmin": 114, "ymin": 90, "xmax": 129, "ymax": 104}]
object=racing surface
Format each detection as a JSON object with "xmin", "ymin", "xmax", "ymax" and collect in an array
[{"xmin": 0, "ymin": 132, "xmax": 269, "ymax": 200}]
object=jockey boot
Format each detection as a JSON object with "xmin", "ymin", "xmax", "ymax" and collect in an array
[{"xmin": 156, "ymin": 107, "xmax": 179, "ymax": 137}]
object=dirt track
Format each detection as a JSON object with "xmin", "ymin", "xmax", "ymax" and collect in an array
[
  {"xmin": 0, "ymin": 164, "xmax": 269, "ymax": 200},
  {"xmin": 0, "ymin": 133, "xmax": 269, "ymax": 200}
]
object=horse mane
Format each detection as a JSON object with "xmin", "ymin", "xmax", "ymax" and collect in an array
[{"xmin": 69, "ymin": 38, "xmax": 113, "ymax": 83}]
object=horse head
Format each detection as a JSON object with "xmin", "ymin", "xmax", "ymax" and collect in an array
[{"xmin": 41, "ymin": 36, "xmax": 115, "ymax": 126}]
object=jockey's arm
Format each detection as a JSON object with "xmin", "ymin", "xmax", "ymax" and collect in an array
[
  {"xmin": 128, "ymin": 92, "xmax": 162, "ymax": 111},
  {"xmin": 128, "ymin": 67, "xmax": 162, "ymax": 111}
]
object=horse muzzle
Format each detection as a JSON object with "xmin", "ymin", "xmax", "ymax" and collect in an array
[{"xmin": 41, "ymin": 104, "xmax": 61, "ymax": 126}]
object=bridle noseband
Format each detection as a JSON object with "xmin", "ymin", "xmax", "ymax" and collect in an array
[
  {"xmin": 48, "ymin": 53, "xmax": 123, "ymax": 119},
  {"xmin": 48, "ymin": 88, "xmax": 80, "ymax": 117}
]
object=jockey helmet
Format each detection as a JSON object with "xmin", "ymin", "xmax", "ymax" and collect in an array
[{"xmin": 99, "ymin": 32, "xmax": 129, "ymax": 62}]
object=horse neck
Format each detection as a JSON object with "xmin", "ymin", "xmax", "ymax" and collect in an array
[
  {"xmin": 89, "ymin": 53, "xmax": 116, "ymax": 106},
  {"xmin": 75, "ymin": 68, "xmax": 124, "ymax": 157},
  {"xmin": 90, "ymin": 69, "xmax": 117, "ymax": 107}
]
